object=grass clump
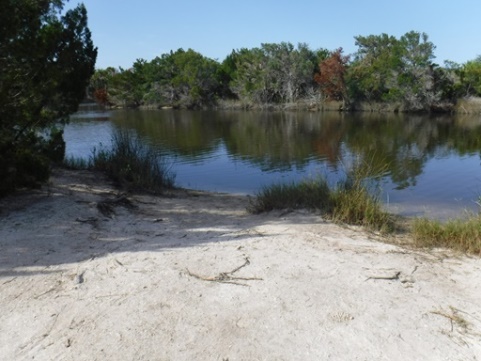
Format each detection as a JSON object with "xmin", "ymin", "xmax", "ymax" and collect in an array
[
  {"xmin": 412, "ymin": 216, "xmax": 481, "ymax": 255},
  {"xmin": 64, "ymin": 130, "xmax": 175, "ymax": 194},
  {"xmin": 249, "ymin": 161, "xmax": 395, "ymax": 233},
  {"xmin": 248, "ymin": 178, "xmax": 331, "ymax": 214},
  {"xmin": 330, "ymin": 179, "xmax": 394, "ymax": 233},
  {"xmin": 63, "ymin": 155, "xmax": 90, "ymax": 170}
]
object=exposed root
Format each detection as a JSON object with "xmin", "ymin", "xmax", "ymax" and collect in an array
[{"xmin": 97, "ymin": 194, "xmax": 137, "ymax": 217}]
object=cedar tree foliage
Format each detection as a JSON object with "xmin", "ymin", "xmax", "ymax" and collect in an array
[{"xmin": 0, "ymin": 0, "xmax": 97, "ymax": 195}]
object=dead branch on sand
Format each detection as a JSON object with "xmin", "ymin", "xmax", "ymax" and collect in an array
[{"xmin": 186, "ymin": 257, "xmax": 263, "ymax": 286}]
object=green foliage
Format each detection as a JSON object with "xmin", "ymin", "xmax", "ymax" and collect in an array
[
  {"xmin": 230, "ymin": 43, "xmax": 320, "ymax": 104},
  {"xmin": 432, "ymin": 64, "xmax": 459, "ymax": 102},
  {"xmin": 0, "ymin": 129, "xmax": 65, "ymax": 195},
  {"xmin": 348, "ymin": 33, "xmax": 400, "ymax": 102},
  {"xmin": 0, "ymin": 0, "xmax": 97, "ymax": 195},
  {"xmin": 89, "ymin": 130, "xmax": 175, "ymax": 193},
  {"xmin": 228, "ymin": 47, "xmax": 268, "ymax": 103},
  {"xmin": 166, "ymin": 49, "xmax": 221, "ymax": 108},
  {"xmin": 348, "ymin": 31, "xmax": 438, "ymax": 111},
  {"xmin": 108, "ymin": 61, "xmax": 148, "ymax": 107},
  {"xmin": 459, "ymin": 58, "xmax": 481, "ymax": 97},
  {"xmin": 95, "ymin": 42, "xmax": 325, "ymax": 109},
  {"xmin": 44, "ymin": 128, "xmax": 66, "ymax": 163},
  {"xmin": 88, "ymin": 32, "xmax": 477, "ymax": 111},
  {"xmin": 97, "ymin": 49, "xmax": 222, "ymax": 109}
]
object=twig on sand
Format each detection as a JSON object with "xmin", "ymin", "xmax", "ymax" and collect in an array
[
  {"xmin": 431, "ymin": 307, "xmax": 470, "ymax": 332},
  {"xmin": 186, "ymin": 257, "xmax": 263, "ymax": 287},
  {"xmin": 365, "ymin": 271, "xmax": 401, "ymax": 282},
  {"xmin": 2, "ymin": 277, "xmax": 17, "ymax": 285}
]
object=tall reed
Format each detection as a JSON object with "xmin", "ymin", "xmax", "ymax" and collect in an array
[
  {"xmin": 247, "ymin": 177, "xmax": 332, "ymax": 214},
  {"xmin": 65, "ymin": 129, "xmax": 175, "ymax": 193}
]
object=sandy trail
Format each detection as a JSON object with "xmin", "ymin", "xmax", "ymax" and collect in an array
[{"xmin": 0, "ymin": 169, "xmax": 480, "ymax": 361}]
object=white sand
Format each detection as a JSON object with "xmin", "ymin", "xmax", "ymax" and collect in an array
[{"xmin": 1, "ymin": 168, "xmax": 480, "ymax": 361}]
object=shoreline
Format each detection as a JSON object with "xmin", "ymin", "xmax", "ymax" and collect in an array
[
  {"xmin": 1, "ymin": 168, "xmax": 480, "ymax": 360},
  {"xmin": 107, "ymin": 96, "xmax": 481, "ymax": 114}
]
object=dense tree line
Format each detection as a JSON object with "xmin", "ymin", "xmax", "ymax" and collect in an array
[
  {"xmin": 90, "ymin": 43, "xmax": 328, "ymax": 109},
  {"xmin": 91, "ymin": 31, "xmax": 481, "ymax": 112}
]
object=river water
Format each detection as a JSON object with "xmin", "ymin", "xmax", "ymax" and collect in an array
[{"xmin": 65, "ymin": 107, "xmax": 481, "ymax": 220}]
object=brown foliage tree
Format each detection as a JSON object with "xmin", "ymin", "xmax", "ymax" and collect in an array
[
  {"xmin": 314, "ymin": 48, "xmax": 349, "ymax": 102},
  {"xmin": 93, "ymin": 88, "xmax": 110, "ymax": 106}
]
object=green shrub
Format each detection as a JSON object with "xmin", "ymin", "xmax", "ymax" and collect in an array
[
  {"xmin": 0, "ymin": 146, "xmax": 50, "ymax": 195},
  {"xmin": 0, "ymin": 129, "xmax": 65, "ymax": 196}
]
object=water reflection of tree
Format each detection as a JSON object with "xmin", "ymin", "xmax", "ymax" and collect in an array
[
  {"xmin": 342, "ymin": 113, "xmax": 481, "ymax": 189},
  {"xmin": 110, "ymin": 110, "xmax": 481, "ymax": 190},
  {"xmin": 223, "ymin": 112, "xmax": 322, "ymax": 170},
  {"xmin": 111, "ymin": 110, "xmax": 223, "ymax": 157},
  {"xmin": 342, "ymin": 114, "xmax": 442, "ymax": 188},
  {"xmin": 310, "ymin": 116, "xmax": 347, "ymax": 167}
]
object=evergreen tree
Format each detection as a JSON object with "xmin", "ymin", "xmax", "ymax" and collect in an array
[{"xmin": 0, "ymin": 0, "xmax": 97, "ymax": 194}]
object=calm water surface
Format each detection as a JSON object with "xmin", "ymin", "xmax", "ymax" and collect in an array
[{"xmin": 64, "ymin": 108, "xmax": 481, "ymax": 219}]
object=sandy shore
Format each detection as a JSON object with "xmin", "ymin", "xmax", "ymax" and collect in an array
[{"xmin": 1, "ymin": 168, "xmax": 480, "ymax": 361}]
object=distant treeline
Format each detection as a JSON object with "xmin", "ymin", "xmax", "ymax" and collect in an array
[{"xmin": 89, "ymin": 31, "xmax": 481, "ymax": 112}]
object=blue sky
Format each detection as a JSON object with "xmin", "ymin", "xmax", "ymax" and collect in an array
[{"xmin": 69, "ymin": 0, "xmax": 481, "ymax": 69}]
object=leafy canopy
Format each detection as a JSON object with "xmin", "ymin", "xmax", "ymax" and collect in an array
[
  {"xmin": 0, "ymin": 0, "xmax": 97, "ymax": 194},
  {"xmin": 348, "ymin": 31, "xmax": 437, "ymax": 110}
]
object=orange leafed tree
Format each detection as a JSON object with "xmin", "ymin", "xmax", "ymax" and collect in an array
[
  {"xmin": 314, "ymin": 48, "xmax": 349, "ymax": 102},
  {"xmin": 93, "ymin": 88, "xmax": 110, "ymax": 106}
]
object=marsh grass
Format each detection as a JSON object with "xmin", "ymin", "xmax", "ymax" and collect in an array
[
  {"xmin": 64, "ymin": 130, "xmax": 175, "ymax": 194},
  {"xmin": 412, "ymin": 216, "xmax": 481, "ymax": 255},
  {"xmin": 249, "ymin": 160, "xmax": 395, "ymax": 233},
  {"xmin": 63, "ymin": 155, "xmax": 91, "ymax": 170},
  {"xmin": 331, "ymin": 182, "xmax": 394, "ymax": 233},
  {"xmin": 247, "ymin": 178, "xmax": 332, "ymax": 214},
  {"xmin": 455, "ymin": 97, "xmax": 481, "ymax": 114}
]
